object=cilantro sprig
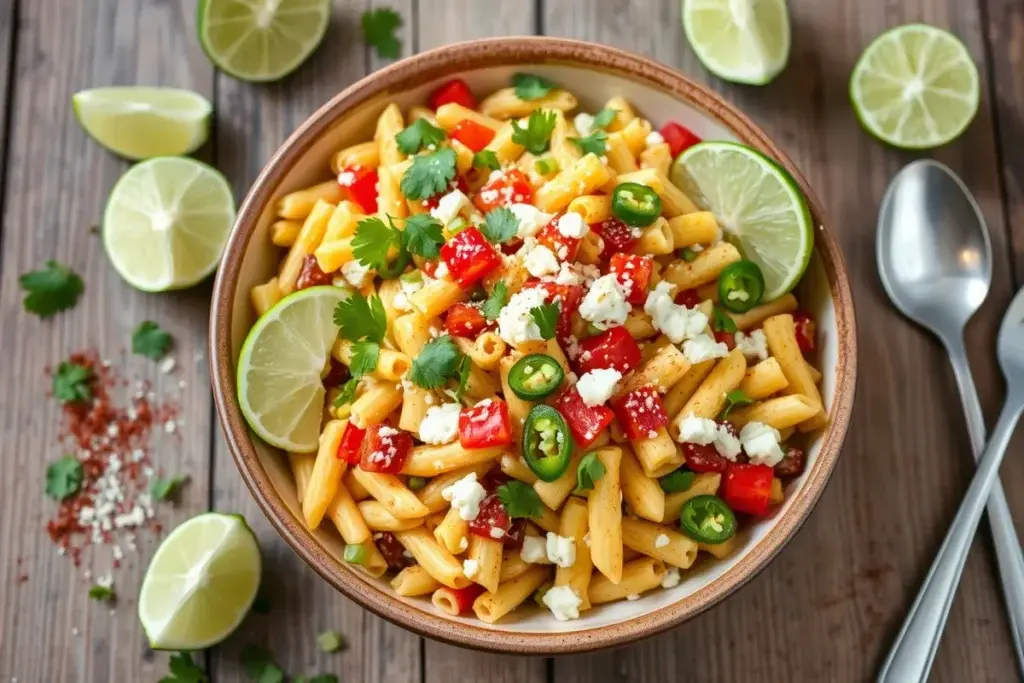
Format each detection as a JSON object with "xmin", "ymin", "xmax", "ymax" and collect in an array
[
  {"xmin": 396, "ymin": 118, "xmax": 447, "ymax": 155},
  {"xmin": 575, "ymin": 452, "xmax": 606, "ymax": 493},
  {"xmin": 497, "ymin": 481, "xmax": 543, "ymax": 519},
  {"xmin": 45, "ymin": 455, "xmax": 83, "ymax": 501},
  {"xmin": 88, "ymin": 583, "xmax": 116, "ymax": 602},
  {"xmin": 710, "ymin": 307, "xmax": 738, "ymax": 334},
  {"xmin": 659, "ymin": 469, "xmax": 695, "ymax": 493},
  {"xmin": 472, "ymin": 150, "xmax": 500, "ymax": 171},
  {"xmin": 19, "ymin": 260, "xmax": 84, "ymax": 318},
  {"xmin": 317, "ymin": 630, "xmax": 347, "ymax": 653},
  {"xmin": 333, "ymin": 378, "xmax": 359, "ymax": 408},
  {"xmin": 401, "ymin": 214, "xmax": 445, "ymax": 259},
  {"xmin": 400, "ymin": 147, "xmax": 457, "ymax": 200},
  {"xmin": 511, "ymin": 110, "xmax": 557, "ymax": 155},
  {"xmin": 52, "ymin": 361, "xmax": 93, "ymax": 403},
  {"xmin": 361, "ymin": 8, "xmax": 402, "ymax": 59},
  {"xmin": 161, "ymin": 652, "xmax": 208, "ymax": 683},
  {"xmin": 570, "ymin": 130, "xmax": 608, "ymax": 156},
  {"xmin": 481, "ymin": 281, "xmax": 508, "ymax": 321},
  {"xmin": 512, "ymin": 73, "xmax": 557, "ymax": 101},
  {"xmin": 132, "ymin": 321, "xmax": 173, "ymax": 360},
  {"xmin": 151, "ymin": 475, "xmax": 188, "ymax": 501},
  {"xmin": 353, "ymin": 214, "xmax": 444, "ymax": 273},
  {"xmin": 530, "ymin": 302, "xmax": 560, "ymax": 340},
  {"xmin": 718, "ymin": 389, "xmax": 753, "ymax": 420},
  {"xmin": 591, "ymin": 108, "xmax": 618, "ymax": 130},
  {"xmin": 480, "ymin": 207, "xmax": 519, "ymax": 244},
  {"xmin": 333, "ymin": 293, "xmax": 388, "ymax": 378},
  {"xmin": 408, "ymin": 336, "xmax": 463, "ymax": 389}
]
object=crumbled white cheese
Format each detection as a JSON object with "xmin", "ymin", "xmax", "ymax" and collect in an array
[
  {"xmin": 393, "ymin": 291, "xmax": 411, "ymax": 312},
  {"xmin": 434, "ymin": 262, "xmax": 450, "ymax": 279},
  {"xmin": 418, "ymin": 403, "xmax": 461, "ymax": 445},
  {"xmin": 740, "ymin": 421, "xmax": 785, "ymax": 466},
  {"xmin": 556, "ymin": 212, "xmax": 589, "ymax": 238},
  {"xmin": 714, "ymin": 424, "xmax": 742, "ymax": 461},
  {"xmin": 498, "ymin": 287, "xmax": 548, "ymax": 347},
  {"xmin": 523, "ymin": 243, "xmax": 561, "ymax": 277},
  {"xmin": 520, "ymin": 535, "xmax": 551, "ymax": 564},
  {"xmin": 644, "ymin": 282, "xmax": 708, "ymax": 344},
  {"xmin": 661, "ymin": 567, "xmax": 681, "ymax": 588},
  {"xmin": 573, "ymin": 112, "xmax": 596, "ymax": 137},
  {"xmin": 441, "ymin": 473, "xmax": 487, "ymax": 521},
  {"xmin": 542, "ymin": 585, "xmax": 583, "ymax": 621},
  {"xmin": 576, "ymin": 368, "xmax": 622, "ymax": 407},
  {"xmin": 341, "ymin": 259, "xmax": 372, "ymax": 288},
  {"xmin": 510, "ymin": 203, "xmax": 553, "ymax": 239},
  {"xmin": 735, "ymin": 329, "xmax": 769, "ymax": 362},
  {"xmin": 626, "ymin": 593, "xmax": 641, "ymax": 601},
  {"xmin": 458, "ymin": 537, "xmax": 469, "ymax": 552},
  {"xmin": 546, "ymin": 532, "xmax": 577, "ymax": 568},
  {"xmin": 429, "ymin": 189, "xmax": 469, "ymax": 226},
  {"xmin": 682, "ymin": 334, "xmax": 730, "ymax": 364},
  {"xmin": 655, "ymin": 534, "xmax": 670, "ymax": 548},
  {"xmin": 490, "ymin": 527, "xmax": 505, "ymax": 539},
  {"xmin": 677, "ymin": 414, "xmax": 718, "ymax": 445},
  {"xmin": 579, "ymin": 274, "xmax": 630, "ymax": 330},
  {"xmin": 645, "ymin": 130, "xmax": 665, "ymax": 148},
  {"xmin": 462, "ymin": 559, "xmax": 479, "ymax": 579}
]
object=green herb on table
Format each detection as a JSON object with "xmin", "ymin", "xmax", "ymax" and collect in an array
[
  {"xmin": 400, "ymin": 147, "xmax": 457, "ymax": 200},
  {"xmin": 52, "ymin": 361, "xmax": 94, "ymax": 403},
  {"xmin": 293, "ymin": 676, "xmax": 339, "ymax": 683},
  {"xmin": 132, "ymin": 321, "xmax": 173, "ymax": 360},
  {"xmin": 408, "ymin": 336, "xmax": 463, "ymax": 390},
  {"xmin": 19, "ymin": 259, "xmax": 84, "ymax": 318},
  {"xmin": 151, "ymin": 475, "xmax": 188, "ymax": 501},
  {"xmin": 497, "ymin": 480, "xmax": 543, "ymax": 519},
  {"xmin": 317, "ymin": 630, "xmax": 347, "ymax": 653},
  {"xmin": 396, "ymin": 118, "xmax": 446, "ymax": 155},
  {"xmin": 45, "ymin": 455, "xmax": 83, "ymax": 501},
  {"xmin": 251, "ymin": 591, "xmax": 272, "ymax": 615},
  {"xmin": 511, "ymin": 110, "xmax": 557, "ymax": 155},
  {"xmin": 569, "ymin": 130, "xmax": 608, "ymax": 157},
  {"xmin": 512, "ymin": 73, "xmax": 557, "ymax": 101},
  {"xmin": 160, "ymin": 651, "xmax": 208, "ymax": 683},
  {"xmin": 480, "ymin": 207, "xmax": 519, "ymax": 244},
  {"xmin": 88, "ymin": 583, "xmax": 116, "ymax": 602},
  {"xmin": 240, "ymin": 643, "xmax": 283, "ymax": 683},
  {"xmin": 361, "ymin": 7, "xmax": 402, "ymax": 59}
]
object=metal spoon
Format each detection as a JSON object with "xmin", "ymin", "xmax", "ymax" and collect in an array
[
  {"xmin": 876, "ymin": 285, "xmax": 1024, "ymax": 682},
  {"xmin": 876, "ymin": 159, "xmax": 1024, "ymax": 680}
]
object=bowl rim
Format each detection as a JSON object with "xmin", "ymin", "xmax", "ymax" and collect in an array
[{"xmin": 210, "ymin": 35, "xmax": 858, "ymax": 655}]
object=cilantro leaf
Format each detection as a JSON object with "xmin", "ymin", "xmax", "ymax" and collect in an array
[
  {"xmin": 350, "ymin": 340, "xmax": 380, "ymax": 378},
  {"xmin": 401, "ymin": 147, "xmax": 457, "ymax": 200},
  {"xmin": 401, "ymin": 214, "xmax": 445, "ymax": 259},
  {"xmin": 481, "ymin": 281, "xmax": 508, "ymax": 321},
  {"xmin": 316, "ymin": 630, "xmax": 347, "ymax": 653},
  {"xmin": 480, "ymin": 207, "xmax": 519, "ymax": 244},
  {"xmin": 151, "ymin": 475, "xmax": 188, "ymax": 501},
  {"xmin": 45, "ymin": 455, "xmax": 83, "ymax": 501},
  {"xmin": 52, "ymin": 361, "xmax": 93, "ymax": 403},
  {"xmin": 512, "ymin": 73, "xmax": 556, "ymax": 101},
  {"xmin": 19, "ymin": 260, "xmax": 84, "ymax": 318},
  {"xmin": 352, "ymin": 217, "xmax": 400, "ymax": 270},
  {"xmin": 511, "ymin": 110, "xmax": 557, "ymax": 155},
  {"xmin": 396, "ymin": 118, "xmax": 447, "ymax": 155},
  {"xmin": 497, "ymin": 481, "xmax": 542, "ymax": 519},
  {"xmin": 361, "ymin": 7, "xmax": 402, "ymax": 59},
  {"xmin": 160, "ymin": 652, "xmax": 207, "ymax": 683},
  {"xmin": 472, "ymin": 150, "xmax": 500, "ymax": 171},
  {"xmin": 456, "ymin": 355, "xmax": 472, "ymax": 400},
  {"xmin": 408, "ymin": 336, "xmax": 462, "ymax": 389},
  {"xmin": 88, "ymin": 583, "xmax": 116, "ymax": 602},
  {"xmin": 592, "ymin": 108, "xmax": 618, "ymax": 130},
  {"xmin": 333, "ymin": 293, "xmax": 387, "ymax": 344},
  {"xmin": 240, "ymin": 644, "xmax": 278, "ymax": 681},
  {"xmin": 132, "ymin": 321, "xmax": 172, "ymax": 360},
  {"xmin": 569, "ymin": 130, "xmax": 608, "ymax": 156},
  {"xmin": 659, "ymin": 469, "xmax": 695, "ymax": 493},
  {"xmin": 575, "ymin": 452, "xmax": 606, "ymax": 493},
  {"xmin": 718, "ymin": 389, "xmax": 753, "ymax": 420},
  {"xmin": 710, "ymin": 307, "xmax": 737, "ymax": 334},
  {"xmin": 333, "ymin": 378, "xmax": 359, "ymax": 407},
  {"xmin": 530, "ymin": 302, "xmax": 560, "ymax": 340}
]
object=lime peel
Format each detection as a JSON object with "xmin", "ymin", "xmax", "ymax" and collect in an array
[{"xmin": 682, "ymin": 0, "xmax": 791, "ymax": 85}]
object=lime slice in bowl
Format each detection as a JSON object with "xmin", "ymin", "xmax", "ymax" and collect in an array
[
  {"xmin": 72, "ymin": 87, "xmax": 212, "ymax": 160},
  {"xmin": 139, "ymin": 513, "xmax": 261, "ymax": 650},
  {"xmin": 850, "ymin": 24, "xmax": 979, "ymax": 149},
  {"xmin": 197, "ymin": 0, "xmax": 331, "ymax": 83},
  {"xmin": 237, "ymin": 286, "xmax": 349, "ymax": 453},
  {"xmin": 670, "ymin": 141, "xmax": 813, "ymax": 301},
  {"xmin": 682, "ymin": 0, "xmax": 790, "ymax": 85},
  {"xmin": 102, "ymin": 157, "xmax": 235, "ymax": 292}
]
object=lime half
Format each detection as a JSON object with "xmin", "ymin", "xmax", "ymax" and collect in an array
[
  {"xmin": 139, "ymin": 513, "xmax": 261, "ymax": 650},
  {"xmin": 850, "ymin": 24, "xmax": 979, "ymax": 149},
  {"xmin": 197, "ymin": 0, "xmax": 331, "ymax": 82},
  {"xmin": 682, "ymin": 0, "xmax": 790, "ymax": 85},
  {"xmin": 237, "ymin": 286, "xmax": 348, "ymax": 452},
  {"xmin": 72, "ymin": 87, "xmax": 212, "ymax": 160},
  {"xmin": 102, "ymin": 157, "xmax": 235, "ymax": 292},
  {"xmin": 671, "ymin": 142, "xmax": 813, "ymax": 301}
]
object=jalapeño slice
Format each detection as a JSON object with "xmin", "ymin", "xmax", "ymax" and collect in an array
[
  {"xmin": 521, "ymin": 404, "xmax": 573, "ymax": 482},
  {"xmin": 717, "ymin": 260, "xmax": 765, "ymax": 313},
  {"xmin": 611, "ymin": 182, "xmax": 662, "ymax": 227},
  {"xmin": 679, "ymin": 494, "xmax": 737, "ymax": 544},
  {"xmin": 508, "ymin": 354, "xmax": 564, "ymax": 400}
]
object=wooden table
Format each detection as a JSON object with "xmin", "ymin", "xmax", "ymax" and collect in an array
[{"xmin": 1, "ymin": 0, "xmax": 1023, "ymax": 681}]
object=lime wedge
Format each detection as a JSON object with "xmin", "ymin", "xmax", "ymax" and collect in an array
[
  {"xmin": 671, "ymin": 142, "xmax": 813, "ymax": 301},
  {"xmin": 197, "ymin": 0, "xmax": 331, "ymax": 83},
  {"xmin": 850, "ymin": 24, "xmax": 979, "ymax": 149},
  {"xmin": 102, "ymin": 157, "xmax": 235, "ymax": 292},
  {"xmin": 139, "ymin": 513, "xmax": 261, "ymax": 650},
  {"xmin": 682, "ymin": 0, "xmax": 790, "ymax": 85},
  {"xmin": 72, "ymin": 87, "xmax": 212, "ymax": 160},
  {"xmin": 238, "ymin": 286, "xmax": 348, "ymax": 452}
]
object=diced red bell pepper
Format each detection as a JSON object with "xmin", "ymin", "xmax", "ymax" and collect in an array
[
  {"xmin": 793, "ymin": 310, "xmax": 816, "ymax": 354},
  {"xmin": 608, "ymin": 253, "xmax": 653, "ymax": 305},
  {"xmin": 337, "ymin": 165, "xmax": 379, "ymax": 214},
  {"xmin": 722, "ymin": 463, "xmax": 774, "ymax": 516},
  {"xmin": 552, "ymin": 386, "xmax": 615, "ymax": 448},
  {"xmin": 445, "ymin": 303, "xmax": 491, "ymax": 338},
  {"xmin": 610, "ymin": 386, "xmax": 668, "ymax": 441},
  {"xmin": 438, "ymin": 583, "xmax": 486, "ymax": 614},
  {"xmin": 658, "ymin": 121, "xmax": 702, "ymax": 157},
  {"xmin": 714, "ymin": 330, "xmax": 736, "ymax": 350},
  {"xmin": 428, "ymin": 78, "xmax": 477, "ymax": 110},
  {"xmin": 450, "ymin": 119, "xmax": 496, "ymax": 152},
  {"xmin": 473, "ymin": 169, "xmax": 533, "ymax": 213},
  {"xmin": 468, "ymin": 493, "xmax": 512, "ymax": 539},
  {"xmin": 536, "ymin": 216, "xmax": 581, "ymax": 263},
  {"xmin": 675, "ymin": 288, "xmax": 702, "ymax": 308},
  {"xmin": 459, "ymin": 399, "xmax": 513, "ymax": 449},
  {"xmin": 375, "ymin": 531, "xmax": 413, "ymax": 570},
  {"xmin": 336, "ymin": 422, "xmax": 366, "ymax": 464},
  {"xmin": 681, "ymin": 442, "xmax": 729, "ymax": 473},
  {"xmin": 576, "ymin": 326, "xmax": 642, "ymax": 375},
  {"xmin": 423, "ymin": 175, "xmax": 469, "ymax": 211},
  {"xmin": 590, "ymin": 217, "xmax": 639, "ymax": 259},
  {"xmin": 295, "ymin": 254, "xmax": 332, "ymax": 290},
  {"xmin": 440, "ymin": 226, "xmax": 502, "ymax": 288},
  {"xmin": 533, "ymin": 282, "xmax": 584, "ymax": 343},
  {"xmin": 358, "ymin": 424, "xmax": 413, "ymax": 473}
]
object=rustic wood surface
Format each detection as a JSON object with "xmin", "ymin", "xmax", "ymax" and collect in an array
[{"xmin": 0, "ymin": 0, "xmax": 1022, "ymax": 681}]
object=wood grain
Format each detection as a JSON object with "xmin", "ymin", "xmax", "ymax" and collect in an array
[{"xmin": 0, "ymin": 0, "xmax": 15, "ymax": 202}]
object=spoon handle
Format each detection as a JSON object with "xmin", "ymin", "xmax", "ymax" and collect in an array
[{"xmin": 877, "ymin": 397, "xmax": 1024, "ymax": 683}]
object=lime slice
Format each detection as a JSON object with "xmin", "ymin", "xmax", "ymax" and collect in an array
[
  {"xmin": 671, "ymin": 142, "xmax": 813, "ymax": 301},
  {"xmin": 682, "ymin": 0, "xmax": 790, "ymax": 85},
  {"xmin": 197, "ymin": 0, "xmax": 331, "ymax": 83},
  {"xmin": 850, "ymin": 24, "xmax": 979, "ymax": 149},
  {"xmin": 237, "ymin": 286, "xmax": 348, "ymax": 452},
  {"xmin": 139, "ymin": 513, "xmax": 261, "ymax": 650},
  {"xmin": 102, "ymin": 157, "xmax": 235, "ymax": 292},
  {"xmin": 72, "ymin": 87, "xmax": 212, "ymax": 160}
]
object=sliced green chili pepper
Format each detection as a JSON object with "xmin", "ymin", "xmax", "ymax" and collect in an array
[
  {"xmin": 611, "ymin": 181, "xmax": 662, "ymax": 227},
  {"xmin": 522, "ymin": 404, "xmax": 574, "ymax": 482},
  {"xmin": 717, "ymin": 260, "xmax": 765, "ymax": 313},
  {"xmin": 343, "ymin": 543, "xmax": 368, "ymax": 564},
  {"xmin": 377, "ymin": 247, "xmax": 412, "ymax": 279},
  {"xmin": 679, "ymin": 494, "xmax": 736, "ymax": 544},
  {"xmin": 508, "ymin": 354, "xmax": 565, "ymax": 400}
]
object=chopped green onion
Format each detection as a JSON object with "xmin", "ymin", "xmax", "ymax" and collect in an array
[
  {"xmin": 679, "ymin": 248, "xmax": 698, "ymax": 262},
  {"xmin": 343, "ymin": 543, "xmax": 368, "ymax": 565},
  {"xmin": 407, "ymin": 476, "xmax": 428, "ymax": 490},
  {"xmin": 534, "ymin": 157, "xmax": 560, "ymax": 175},
  {"xmin": 447, "ymin": 216, "xmax": 468, "ymax": 235}
]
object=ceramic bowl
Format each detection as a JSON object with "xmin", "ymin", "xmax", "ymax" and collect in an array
[{"xmin": 210, "ymin": 36, "xmax": 857, "ymax": 654}]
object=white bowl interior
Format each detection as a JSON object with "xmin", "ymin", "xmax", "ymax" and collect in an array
[{"xmin": 228, "ymin": 64, "xmax": 837, "ymax": 633}]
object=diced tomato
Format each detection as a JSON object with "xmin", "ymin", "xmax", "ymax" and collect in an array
[
  {"xmin": 714, "ymin": 330, "xmax": 736, "ymax": 350},
  {"xmin": 295, "ymin": 254, "xmax": 332, "ymax": 290},
  {"xmin": 608, "ymin": 253, "xmax": 653, "ymax": 305},
  {"xmin": 590, "ymin": 217, "xmax": 639, "ymax": 259},
  {"xmin": 500, "ymin": 238, "xmax": 523, "ymax": 255},
  {"xmin": 774, "ymin": 446, "xmax": 805, "ymax": 479},
  {"xmin": 479, "ymin": 466, "xmax": 511, "ymax": 493},
  {"xmin": 658, "ymin": 121, "xmax": 702, "ymax": 157},
  {"xmin": 535, "ymin": 214, "xmax": 582, "ymax": 263},
  {"xmin": 421, "ymin": 260, "xmax": 439, "ymax": 278},
  {"xmin": 503, "ymin": 519, "xmax": 527, "ymax": 550},
  {"xmin": 533, "ymin": 281, "xmax": 584, "ymax": 343},
  {"xmin": 552, "ymin": 386, "xmax": 615, "ymax": 448},
  {"xmin": 610, "ymin": 386, "xmax": 669, "ymax": 441},
  {"xmin": 459, "ymin": 400, "xmax": 513, "ymax": 449},
  {"xmin": 473, "ymin": 169, "xmax": 533, "ymax": 213},
  {"xmin": 445, "ymin": 303, "xmax": 491, "ymax": 338},
  {"xmin": 337, "ymin": 165, "xmax": 379, "ymax": 214},
  {"xmin": 450, "ymin": 119, "xmax": 496, "ymax": 152},
  {"xmin": 375, "ymin": 531, "xmax": 413, "ymax": 570},
  {"xmin": 576, "ymin": 326, "xmax": 642, "ymax": 375},
  {"xmin": 336, "ymin": 423, "xmax": 366, "ymax": 464},
  {"xmin": 681, "ymin": 442, "xmax": 729, "ymax": 473},
  {"xmin": 793, "ymin": 311, "xmax": 816, "ymax": 354},
  {"xmin": 322, "ymin": 359, "xmax": 351, "ymax": 389},
  {"xmin": 358, "ymin": 425, "xmax": 413, "ymax": 473},
  {"xmin": 675, "ymin": 288, "xmax": 702, "ymax": 308},
  {"xmin": 423, "ymin": 175, "xmax": 469, "ymax": 211},
  {"xmin": 440, "ymin": 226, "xmax": 502, "ymax": 288},
  {"xmin": 722, "ymin": 463, "xmax": 774, "ymax": 516},
  {"xmin": 428, "ymin": 78, "xmax": 478, "ymax": 110},
  {"xmin": 438, "ymin": 583, "xmax": 486, "ymax": 614},
  {"xmin": 468, "ymin": 494, "xmax": 512, "ymax": 539}
]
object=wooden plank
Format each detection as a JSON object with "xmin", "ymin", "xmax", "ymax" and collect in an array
[
  {"xmin": 0, "ymin": 0, "xmax": 15, "ymax": 192},
  {"xmin": 0, "ymin": 1, "xmax": 214, "ymax": 682},
  {"xmin": 545, "ymin": 1, "xmax": 1020, "ymax": 681},
  {"xmin": 206, "ymin": 2, "xmax": 420, "ymax": 682}
]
